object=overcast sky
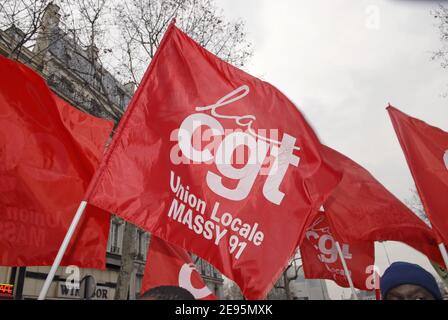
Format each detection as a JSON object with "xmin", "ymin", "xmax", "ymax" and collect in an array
[{"xmin": 214, "ymin": 0, "xmax": 448, "ymax": 299}]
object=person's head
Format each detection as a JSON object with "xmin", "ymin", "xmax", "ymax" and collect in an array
[
  {"xmin": 380, "ymin": 262, "xmax": 442, "ymax": 300},
  {"xmin": 139, "ymin": 286, "xmax": 195, "ymax": 300}
]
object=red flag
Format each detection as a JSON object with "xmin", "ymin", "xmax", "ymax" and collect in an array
[
  {"xmin": 141, "ymin": 236, "xmax": 217, "ymax": 300},
  {"xmin": 375, "ymin": 288, "xmax": 382, "ymax": 300},
  {"xmin": 322, "ymin": 145, "xmax": 444, "ymax": 266},
  {"xmin": 86, "ymin": 22, "xmax": 340, "ymax": 299},
  {"xmin": 0, "ymin": 55, "xmax": 113, "ymax": 268},
  {"xmin": 388, "ymin": 106, "xmax": 448, "ymax": 246},
  {"xmin": 301, "ymin": 210, "xmax": 375, "ymax": 290},
  {"xmin": 53, "ymin": 94, "xmax": 113, "ymax": 169}
]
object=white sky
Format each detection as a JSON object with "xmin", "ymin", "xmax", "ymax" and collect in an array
[{"xmin": 215, "ymin": 0, "xmax": 448, "ymax": 299}]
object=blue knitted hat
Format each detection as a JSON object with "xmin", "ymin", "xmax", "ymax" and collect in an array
[{"xmin": 380, "ymin": 262, "xmax": 442, "ymax": 300}]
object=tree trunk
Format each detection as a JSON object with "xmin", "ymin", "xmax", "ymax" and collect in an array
[
  {"xmin": 283, "ymin": 272, "xmax": 291, "ymax": 300},
  {"xmin": 114, "ymin": 221, "xmax": 136, "ymax": 300}
]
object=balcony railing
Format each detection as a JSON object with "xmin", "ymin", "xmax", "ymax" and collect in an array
[{"xmin": 110, "ymin": 245, "xmax": 121, "ymax": 254}]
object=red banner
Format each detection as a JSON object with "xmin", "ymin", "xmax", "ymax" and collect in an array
[
  {"xmin": 388, "ymin": 106, "xmax": 448, "ymax": 246},
  {"xmin": 322, "ymin": 145, "xmax": 444, "ymax": 266},
  {"xmin": 141, "ymin": 236, "xmax": 217, "ymax": 300},
  {"xmin": 301, "ymin": 210, "xmax": 375, "ymax": 290},
  {"xmin": 0, "ymin": 56, "xmax": 113, "ymax": 268},
  {"xmin": 86, "ymin": 22, "xmax": 340, "ymax": 299}
]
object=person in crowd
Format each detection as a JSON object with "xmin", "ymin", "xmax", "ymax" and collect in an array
[
  {"xmin": 380, "ymin": 261, "xmax": 443, "ymax": 300},
  {"xmin": 138, "ymin": 285, "xmax": 195, "ymax": 300}
]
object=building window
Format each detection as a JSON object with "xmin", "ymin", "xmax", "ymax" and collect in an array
[
  {"xmin": 214, "ymin": 284, "xmax": 219, "ymax": 297},
  {"xmin": 93, "ymin": 72, "xmax": 103, "ymax": 91},
  {"xmin": 109, "ymin": 221, "xmax": 121, "ymax": 254},
  {"xmin": 203, "ymin": 262, "xmax": 211, "ymax": 277},
  {"xmin": 117, "ymin": 88, "xmax": 125, "ymax": 109},
  {"xmin": 64, "ymin": 51, "xmax": 72, "ymax": 63},
  {"xmin": 136, "ymin": 275, "xmax": 143, "ymax": 297},
  {"xmin": 60, "ymin": 76, "xmax": 74, "ymax": 94},
  {"xmin": 136, "ymin": 230, "xmax": 147, "ymax": 260},
  {"xmin": 89, "ymin": 98, "xmax": 101, "ymax": 112},
  {"xmin": 201, "ymin": 261, "xmax": 206, "ymax": 275}
]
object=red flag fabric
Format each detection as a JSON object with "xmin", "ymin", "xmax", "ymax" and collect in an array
[
  {"xmin": 53, "ymin": 94, "xmax": 113, "ymax": 170},
  {"xmin": 322, "ymin": 145, "xmax": 444, "ymax": 266},
  {"xmin": 86, "ymin": 22, "xmax": 340, "ymax": 299},
  {"xmin": 388, "ymin": 106, "xmax": 448, "ymax": 246},
  {"xmin": 375, "ymin": 288, "xmax": 382, "ymax": 300},
  {"xmin": 0, "ymin": 55, "xmax": 113, "ymax": 268},
  {"xmin": 141, "ymin": 236, "xmax": 217, "ymax": 300},
  {"xmin": 301, "ymin": 210, "xmax": 375, "ymax": 290}
]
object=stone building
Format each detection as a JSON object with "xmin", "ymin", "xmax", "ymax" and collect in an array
[
  {"xmin": 288, "ymin": 269, "xmax": 330, "ymax": 300},
  {"xmin": 0, "ymin": 3, "xmax": 223, "ymax": 300}
]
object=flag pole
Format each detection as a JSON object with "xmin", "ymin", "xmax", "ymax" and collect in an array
[
  {"xmin": 382, "ymin": 242, "xmax": 392, "ymax": 266},
  {"xmin": 438, "ymin": 243, "xmax": 448, "ymax": 271},
  {"xmin": 335, "ymin": 241, "xmax": 359, "ymax": 300},
  {"xmin": 38, "ymin": 201, "xmax": 88, "ymax": 300}
]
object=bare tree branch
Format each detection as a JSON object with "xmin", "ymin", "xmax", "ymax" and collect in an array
[{"xmin": 113, "ymin": 0, "xmax": 253, "ymax": 84}]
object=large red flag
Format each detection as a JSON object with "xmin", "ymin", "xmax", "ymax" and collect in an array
[
  {"xmin": 322, "ymin": 145, "xmax": 444, "ymax": 266},
  {"xmin": 141, "ymin": 236, "xmax": 217, "ymax": 300},
  {"xmin": 301, "ymin": 210, "xmax": 375, "ymax": 290},
  {"xmin": 0, "ymin": 55, "xmax": 113, "ymax": 268},
  {"xmin": 86, "ymin": 22, "xmax": 340, "ymax": 299},
  {"xmin": 388, "ymin": 106, "xmax": 448, "ymax": 246}
]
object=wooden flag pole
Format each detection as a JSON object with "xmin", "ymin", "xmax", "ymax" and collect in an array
[
  {"xmin": 335, "ymin": 241, "xmax": 359, "ymax": 300},
  {"xmin": 438, "ymin": 243, "xmax": 448, "ymax": 271},
  {"xmin": 38, "ymin": 201, "xmax": 88, "ymax": 300}
]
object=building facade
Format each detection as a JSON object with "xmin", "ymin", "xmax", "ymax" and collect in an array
[
  {"xmin": 0, "ymin": 3, "xmax": 223, "ymax": 300},
  {"xmin": 289, "ymin": 268, "xmax": 330, "ymax": 300},
  {"xmin": 266, "ymin": 259, "xmax": 330, "ymax": 300}
]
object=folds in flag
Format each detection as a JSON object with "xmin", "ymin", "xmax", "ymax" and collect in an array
[
  {"xmin": 86, "ymin": 22, "xmax": 340, "ymax": 299},
  {"xmin": 388, "ymin": 106, "xmax": 448, "ymax": 246},
  {"xmin": 141, "ymin": 236, "xmax": 217, "ymax": 300},
  {"xmin": 322, "ymin": 145, "xmax": 444, "ymax": 266},
  {"xmin": 0, "ymin": 56, "xmax": 112, "ymax": 268}
]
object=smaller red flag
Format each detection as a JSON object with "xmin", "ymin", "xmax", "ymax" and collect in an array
[
  {"xmin": 388, "ymin": 106, "xmax": 448, "ymax": 245},
  {"xmin": 0, "ymin": 56, "xmax": 113, "ymax": 268},
  {"xmin": 141, "ymin": 236, "xmax": 217, "ymax": 300},
  {"xmin": 301, "ymin": 210, "xmax": 375, "ymax": 290}
]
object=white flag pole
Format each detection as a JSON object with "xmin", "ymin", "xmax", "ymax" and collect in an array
[
  {"xmin": 438, "ymin": 243, "xmax": 448, "ymax": 271},
  {"xmin": 335, "ymin": 241, "xmax": 359, "ymax": 300},
  {"xmin": 38, "ymin": 201, "xmax": 88, "ymax": 300}
]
